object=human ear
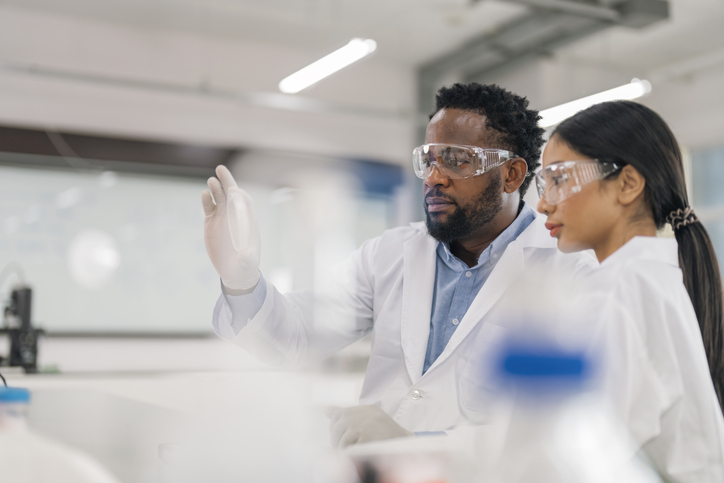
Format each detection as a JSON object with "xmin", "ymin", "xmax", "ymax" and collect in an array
[
  {"xmin": 503, "ymin": 158, "xmax": 528, "ymax": 194},
  {"xmin": 616, "ymin": 165, "xmax": 647, "ymax": 206}
]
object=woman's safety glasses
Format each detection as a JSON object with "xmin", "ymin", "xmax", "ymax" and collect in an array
[
  {"xmin": 535, "ymin": 160, "xmax": 621, "ymax": 205},
  {"xmin": 412, "ymin": 144, "xmax": 520, "ymax": 180}
]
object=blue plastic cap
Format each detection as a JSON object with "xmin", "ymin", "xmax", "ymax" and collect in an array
[
  {"xmin": 499, "ymin": 346, "xmax": 589, "ymax": 381},
  {"xmin": 0, "ymin": 387, "xmax": 31, "ymax": 403}
]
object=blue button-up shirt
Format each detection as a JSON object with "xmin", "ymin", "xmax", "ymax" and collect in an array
[
  {"xmin": 422, "ymin": 204, "xmax": 536, "ymax": 373},
  {"xmin": 215, "ymin": 204, "xmax": 537, "ymax": 375}
]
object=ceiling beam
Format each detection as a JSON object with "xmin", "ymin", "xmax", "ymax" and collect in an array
[{"xmin": 501, "ymin": 0, "xmax": 621, "ymax": 21}]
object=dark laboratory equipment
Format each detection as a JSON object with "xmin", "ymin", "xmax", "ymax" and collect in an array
[{"xmin": 0, "ymin": 287, "xmax": 43, "ymax": 373}]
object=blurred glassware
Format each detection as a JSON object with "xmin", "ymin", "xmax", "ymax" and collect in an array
[
  {"xmin": 480, "ymin": 339, "xmax": 662, "ymax": 483},
  {"xmin": 0, "ymin": 386, "xmax": 120, "ymax": 483}
]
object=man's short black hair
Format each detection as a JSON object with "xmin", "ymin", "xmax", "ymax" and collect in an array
[{"xmin": 430, "ymin": 83, "xmax": 545, "ymax": 197}]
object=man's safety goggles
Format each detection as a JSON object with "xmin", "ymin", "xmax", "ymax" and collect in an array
[
  {"xmin": 412, "ymin": 144, "xmax": 520, "ymax": 180},
  {"xmin": 535, "ymin": 160, "xmax": 621, "ymax": 205}
]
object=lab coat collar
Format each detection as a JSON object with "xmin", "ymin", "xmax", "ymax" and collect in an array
[
  {"xmin": 409, "ymin": 221, "xmax": 426, "ymax": 232},
  {"xmin": 401, "ymin": 205, "xmax": 556, "ymax": 383},
  {"xmin": 601, "ymin": 236, "xmax": 679, "ymax": 268}
]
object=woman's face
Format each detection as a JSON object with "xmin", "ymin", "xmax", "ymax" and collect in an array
[{"xmin": 536, "ymin": 135, "xmax": 621, "ymax": 256}]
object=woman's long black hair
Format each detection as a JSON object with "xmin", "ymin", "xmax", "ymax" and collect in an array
[{"xmin": 554, "ymin": 100, "xmax": 724, "ymax": 409}]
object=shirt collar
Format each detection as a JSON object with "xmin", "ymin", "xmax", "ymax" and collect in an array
[{"xmin": 436, "ymin": 203, "xmax": 537, "ymax": 269}]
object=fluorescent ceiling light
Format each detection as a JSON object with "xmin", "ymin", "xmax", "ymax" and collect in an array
[
  {"xmin": 279, "ymin": 38, "xmax": 377, "ymax": 94},
  {"xmin": 538, "ymin": 79, "xmax": 652, "ymax": 128}
]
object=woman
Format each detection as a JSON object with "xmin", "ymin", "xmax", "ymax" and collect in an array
[{"xmin": 536, "ymin": 100, "xmax": 724, "ymax": 481}]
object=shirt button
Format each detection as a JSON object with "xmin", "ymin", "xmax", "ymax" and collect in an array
[
  {"xmin": 493, "ymin": 253, "xmax": 498, "ymax": 259},
  {"xmin": 410, "ymin": 389, "xmax": 422, "ymax": 400},
  {"xmin": 452, "ymin": 318, "xmax": 459, "ymax": 325},
  {"xmin": 465, "ymin": 271, "xmax": 472, "ymax": 277}
]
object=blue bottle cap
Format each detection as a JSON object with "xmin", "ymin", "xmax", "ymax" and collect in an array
[
  {"xmin": 502, "ymin": 350, "xmax": 587, "ymax": 378},
  {"xmin": 494, "ymin": 343, "xmax": 592, "ymax": 396},
  {"xmin": 0, "ymin": 387, "xmax": 30, "ymax": 403}
]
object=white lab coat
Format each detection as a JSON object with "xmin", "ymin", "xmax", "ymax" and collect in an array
[
  {"xmin": 214, "ymin": 212, "xmax": 595, "ymax": 432},
  {"xmin": 578, "ymin": 236, "xmax": 724, "ymax": 482}
]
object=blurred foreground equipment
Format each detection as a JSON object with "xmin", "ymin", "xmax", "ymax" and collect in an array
[
  {"xmin": 1, "ymin": 287, "xmax": 43, "ymax": 373},
  {"xmin": 485, "ymin": 342, "xmax": 662, "ymax": 483},
  {"xmin": 0, "ymin": 387, "xmax": 120, "ymax": 483}
]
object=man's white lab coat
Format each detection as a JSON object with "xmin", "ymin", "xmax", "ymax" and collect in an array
[
  {"xmin": 577, "ymin": 236, "xmax": 724, "ymax": 482},
  {"xmin": 214, "ymin": 212, "xmax": 594, "ymax": 432}
]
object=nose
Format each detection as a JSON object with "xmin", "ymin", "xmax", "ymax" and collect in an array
[
  {"xmin": 537, "ymin": 194, "xmax": 554, "ymax": 216},
  {"xmin": 423, "ymin": 163, "xmax": 450, "ymax": 188}
]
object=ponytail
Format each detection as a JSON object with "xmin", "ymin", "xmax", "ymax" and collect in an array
[
  {"xmin": 554, "ymin": 100, "xmax": 724, "ymax": 411},
  {"xmin": 674, "ymin": 218, "xmax": 724, "ymax": 408}
]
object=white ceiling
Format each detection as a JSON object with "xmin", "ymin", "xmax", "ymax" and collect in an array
[
  {"xmin": 5, "ymin": 0, "xmax": 723, "ymax": 80},
  {"xmin": 1, "ymin": 0, "xmax": 528, "ymax": 65}
]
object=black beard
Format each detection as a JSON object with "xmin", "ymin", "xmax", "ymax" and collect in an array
[{"xmin": 425, "ymin": 175, "xmax": 503, "ymax": 243}]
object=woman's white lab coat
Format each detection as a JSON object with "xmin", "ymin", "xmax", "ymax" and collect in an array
[
  {"xmin": 214, "ymin": 213, "xmax": 594, "ymax": 432},
  {"xmin": 579, "ymin": 236, "xmax": 724, "ymax": 482}
]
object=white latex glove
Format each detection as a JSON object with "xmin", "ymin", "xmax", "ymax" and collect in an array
[
  {"xmin": 325, "ymin": 405, "xmax": 413, "ymax": 448},
  {"xmin": 201, "ymin": 165, "xmax": 261, "ymax": 291}
]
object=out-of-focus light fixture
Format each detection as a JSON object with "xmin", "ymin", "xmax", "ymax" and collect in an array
[
  {"xmin": 538, "ymin": 78, "xmax": 652, "ymax": 128},
  {"xmin": 279, "ymin": 38, "xmax": 377, "ymax": 94}
]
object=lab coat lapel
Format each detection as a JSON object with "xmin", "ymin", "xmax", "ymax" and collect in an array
[
  {"xmin": 401, "ymin": 227, "xmax": 438, "ymax": 384},
  {"xmin": 425, "ymin": 216, "xmax": 553, "ymax": 373}
]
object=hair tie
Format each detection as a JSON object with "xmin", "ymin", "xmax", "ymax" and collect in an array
[{"xmin": 666, "ymin": 207, "xmax": 699, "ymax": 231}]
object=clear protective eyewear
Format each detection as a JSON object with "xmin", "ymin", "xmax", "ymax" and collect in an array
[
  {"xmin": 412, "ymin": 143, "xmax": 520, "ymax": 180},
  {"xmin": 535, "ymin": 160, "xmax": 621, "ymax": 205}
]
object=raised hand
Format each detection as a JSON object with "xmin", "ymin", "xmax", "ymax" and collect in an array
[{"xmin": 202, "ymin": 165, "xmax": 261, "ymax": 291}]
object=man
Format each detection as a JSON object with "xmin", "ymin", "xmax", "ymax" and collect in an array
[{"xmin": 202, "ymin": 83, "xmax": 594, "ymax": 447}]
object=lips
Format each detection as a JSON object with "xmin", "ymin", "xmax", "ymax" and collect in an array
[
  {"xmin": 545, "ymin": 222, "xmax": 562, "ymax": 237},
  {"xmin": 426, "ymin": 196, "xmax": 454, "ymax": 213}
]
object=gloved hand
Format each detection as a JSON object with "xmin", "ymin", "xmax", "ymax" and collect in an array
[
  {"xmin": 201, "ymin": 165, "xmax": 261, "ymax": 291},
  {"xmin": 325, "ymin": 405, "xmax": 413, "ymax": 448}
]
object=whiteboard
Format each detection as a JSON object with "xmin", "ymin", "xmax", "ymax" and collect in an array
[{"xmin": 0, "ymin": 163, "xmax": 220, "ymax": 333}]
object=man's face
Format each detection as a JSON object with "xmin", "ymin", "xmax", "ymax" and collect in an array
[{"xmin": 423, "ymin": 108, "xmax": 505, "ymax": 243}]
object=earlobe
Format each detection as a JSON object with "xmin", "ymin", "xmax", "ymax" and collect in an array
[
  {"xmin": 617, "ymin": 165, "xmax": 647, "ymax": 205},
  {"xmin": 503, "ymin": 159, "xmax": 528, "ymax": 194}
]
